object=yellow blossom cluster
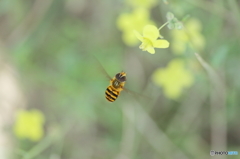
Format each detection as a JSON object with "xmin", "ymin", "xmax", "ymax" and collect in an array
[
  {"xmin": 152, "ymin": 59, "xmax": 194, "ymax": 99},
  {"xmin": 116, "ymin": 0, "xmax": 170, "ymax": 52},
  {"xmin": 151, "ymin": 18, "xmax": 205, "ymax": 99},
  {"xmin": 116, "ymin": 8, "xmax": 155, "ymax": 46}
]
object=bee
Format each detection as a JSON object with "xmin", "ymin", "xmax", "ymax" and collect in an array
[
  {"xmin": 93, "ymin": 55, "xmax": 147, "ymax": 102},
  {"xmin": 105, "ymin": 72, "xmax": 126, "ymax": 102}
]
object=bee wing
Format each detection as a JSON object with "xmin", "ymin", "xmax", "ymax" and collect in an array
[
  {"xmin": 123, "ymin": 87, "xmax": 151, "ymax": 101},
  {"xmin": 92, "ymin": 54, "xmax": 112, "ymax": 80}
]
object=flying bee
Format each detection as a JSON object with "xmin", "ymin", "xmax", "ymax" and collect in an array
[
  {"xmin": 105, "ymin": 72, "xmax": 126, "ymax": 102},
  {"xmin": 93, "ymin": 55, "xmax": 148, "ymax": 102}
]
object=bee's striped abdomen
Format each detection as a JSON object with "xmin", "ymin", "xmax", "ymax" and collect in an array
[{"xmin": 105, "ymin": 85, "xmax": 119, "ymax": 102}]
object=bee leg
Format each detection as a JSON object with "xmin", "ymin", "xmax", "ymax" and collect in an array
[{"xmin": 119, "ymin": 86, "xmax": 124, "ymax": 91}]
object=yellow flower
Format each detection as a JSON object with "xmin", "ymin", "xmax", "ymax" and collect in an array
[
  {"xmin": 14, "ymin": 109, "xmax": 45, "ymax": 141},
  {"xmin": 125, "ymin": 0, "xmax": 157, "ymax": 9},
  {"xmin": 171, "ymin": 18, "xmax": 205, "ymax": 55},
  {"xmin": 116, "ymin": 8, "xmax": 155, "ymax": 46},
  {"xmin": 134, "ymin": 25, "xmax": 169, "ymax": 54},
  {"xmin": 152, "ymin": 59, "xmax": 194, "ymax": 99}
]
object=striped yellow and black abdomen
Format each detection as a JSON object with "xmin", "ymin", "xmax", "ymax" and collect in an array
[{"xmin": 105, "ymin": 85, "xmax": 119, "ymax": 102}]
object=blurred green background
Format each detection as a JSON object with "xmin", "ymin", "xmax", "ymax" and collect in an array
[{"xmin": 0, "ymin": 0, "xmax": 240, "ymax": 159}]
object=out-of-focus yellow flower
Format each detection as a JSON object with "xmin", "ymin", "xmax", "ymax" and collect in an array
[
  {"xmin": 116, "ymin": 8, "xmax": 155, "ymax": 46},
  {"xmin": 152, "ymin": 59, "xmax": 194, "ymax": 99},
  {"xmin": 171, "ymin": 18, "xmax": 205, "ymax": 55},
  {"xmin": 14, "ymin": 109, "xmax": 45, "ymax": 141},
  {"xmin": 125, "ymin": 0, "xmax": 157, "ymax": 9},
  {"xmin": 134, "ymin": 25, "xmax": 169, "ymax": 54}
]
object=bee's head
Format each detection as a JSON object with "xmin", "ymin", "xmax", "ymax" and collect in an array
[{"xmin": 115, "ymin": 72, "xmax": 126, "ymax": 82}]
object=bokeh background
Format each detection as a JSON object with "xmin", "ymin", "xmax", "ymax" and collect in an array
[{"xmin": 0, "ymin": 0, "xmax": 239, "ymax": 159}]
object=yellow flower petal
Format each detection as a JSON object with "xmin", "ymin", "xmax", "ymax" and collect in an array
[
  {"xmin": 146, "ymin": 47, "xmax": 155, "ymax": 54},
  {"xmin": 143, "ymin": 25, "xmax": 159, "ymax": 41},
  {"xmin": 153, "ymin": 40, "xmax": 170, "ymax": 48},
  {"xmin": 116, "ymin": 13, "xmax": 130, "ymax": 30},
  {"xmin": 123, "ymin": 31, "xmax": 139, "ymax": 46},
  {"xmin": 164, "ymin": 85, "xmax": 182, "ymax": 99},
  {"xmin": 133, "ymin": 8, "xmax": 150, "ymax": 22},
  {"xmin": 186, "ymin": 18, "xmax": 202, "ymax": 32},
  {"xmin": 133, "ymin": 30, "xmax": 143, "ymax": 41}
]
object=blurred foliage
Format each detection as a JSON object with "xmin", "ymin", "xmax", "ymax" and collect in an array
[
  {"xmin": 0, "ymin": 0, "xmax": 239, "ymax": 159},
  {"xmin": 171, "ymin": 18, "xmax": 205, "ymax": 55}
]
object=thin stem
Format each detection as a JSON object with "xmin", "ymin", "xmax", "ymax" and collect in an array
[
  {"xmin": 195, "ymin": 53, "xmax": 227, "ymax": 159},
  {"xmin": 22, "ymin": 135, "xmax": 53, "ymax": 159},
  {"xmin": 126, "ymin": 101, "xmax": 190, "ymax": 158},
  {"xmin": 158, "ymin": 21, "xmax": 170, "ymax": 30}
]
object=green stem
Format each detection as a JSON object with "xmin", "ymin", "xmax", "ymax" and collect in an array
[
  {"xmin": 158, "ymin": 21, "xmax": 170, "ymax": 30},
  {"xmin": 22, "ymin": 135, "xmax": 53, "ymax": 159}
]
